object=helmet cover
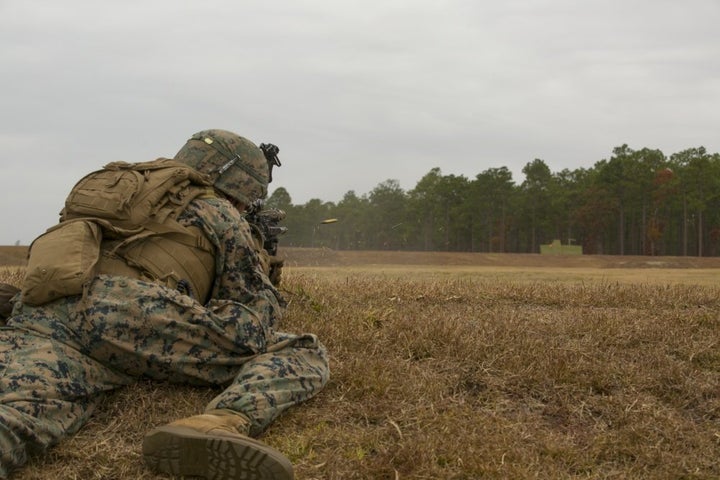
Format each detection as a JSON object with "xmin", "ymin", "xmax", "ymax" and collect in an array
[{"xmin": 174, "ymin": 129, "xmax": 269, "ymax": 206}]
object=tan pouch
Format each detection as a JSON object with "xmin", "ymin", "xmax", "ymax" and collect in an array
[{"xmin": 22, "ymin": 220, "xmax": 102, "ymax": 306}]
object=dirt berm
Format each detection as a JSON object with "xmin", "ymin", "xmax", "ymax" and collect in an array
[
  {"xmin": 3, "ymin": 245, "xmax": 720, "ymax": 269},
  {"xmin": 280, "ymin": 247, "xmax": 720, "ymax": 269}
]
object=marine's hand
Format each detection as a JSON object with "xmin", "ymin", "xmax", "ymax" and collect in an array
[
  {"xmin": 268, "ymin": 256, "xmax": 284, "ymax": 287},
  {"xmin": 0, "ymin": 283, "xmax": 20, "ymax": 322}
]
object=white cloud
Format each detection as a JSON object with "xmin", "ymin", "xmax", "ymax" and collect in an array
[{"xmin": 1, "ymin": 0, "xmax": 720, "ymax": 243}]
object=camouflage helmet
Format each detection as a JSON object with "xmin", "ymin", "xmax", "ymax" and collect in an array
[{"xmin": 174, "ymin": 129, "xmax": 272, "ymax": 206}]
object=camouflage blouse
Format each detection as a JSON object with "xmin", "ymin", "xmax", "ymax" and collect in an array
[{"xmin": 178, "ymin": 196, "xmax": 285, "ymax": 328}]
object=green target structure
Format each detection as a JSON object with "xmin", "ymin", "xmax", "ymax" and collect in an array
[{"xmin": 540, "ymin": 239, "xmax": 583, "ymax": 255}]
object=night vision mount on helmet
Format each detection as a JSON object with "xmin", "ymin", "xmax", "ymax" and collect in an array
[{"xmin": 173, "ymin": 129, "xmax": 281, "ymax": 206}]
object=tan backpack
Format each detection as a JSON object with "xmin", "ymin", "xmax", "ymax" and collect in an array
[{"xmin": 23, "ymin": 159, "xmax": 216, "ymax": 306}]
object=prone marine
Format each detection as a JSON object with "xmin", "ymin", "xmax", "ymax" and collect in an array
[{"xmin": 0, "ymin": 129, "xmax": 329, "ymax": 479}]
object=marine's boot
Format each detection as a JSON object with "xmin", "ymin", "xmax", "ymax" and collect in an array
[{"xmin": 142, "ymin": 409, "xmax": 293, "ymax": 480}]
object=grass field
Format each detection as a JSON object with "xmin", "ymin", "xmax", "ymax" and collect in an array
[{"xmin": 1, "ymin": 247, "xmax": 719, "ymax": 479}]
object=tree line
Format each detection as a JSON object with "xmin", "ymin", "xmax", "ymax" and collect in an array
[{"xmin": 267, "ymin": 145, "xmax": 720, "ymax": 256}]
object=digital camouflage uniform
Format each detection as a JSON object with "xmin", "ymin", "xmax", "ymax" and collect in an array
[{"xmin": 0, "ymin": 195, "xmax": 329, "ymax": 478}]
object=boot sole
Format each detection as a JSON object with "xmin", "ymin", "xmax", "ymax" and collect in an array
[{"xmin": 142, "ymin": 425, "xmax": 294, "ymax": 480}]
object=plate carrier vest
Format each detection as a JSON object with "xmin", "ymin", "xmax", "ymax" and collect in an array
[{"xmin": 22, "ymin": 159, "xmax": 216, "ymax": 305}]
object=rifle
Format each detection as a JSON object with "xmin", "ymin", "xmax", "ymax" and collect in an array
[
  {"xmin": 245, "ymin": 200, "xmax": 288, "ymax": 287},
  {"xmin": 250, "ymin": 143, "xmax": 287, "ymax": 285},
  {"xmin": 245, "ymin": 199, "xmax": 288, "ymax": 257}
]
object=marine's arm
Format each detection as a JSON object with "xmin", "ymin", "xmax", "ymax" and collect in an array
[
  {"xmin": 180, "ymin": 197, "xmax": 285, "ymax": 323},
  {"xmin": 0, "ymin": 283, "xmax": 20, "ymax": 323}
]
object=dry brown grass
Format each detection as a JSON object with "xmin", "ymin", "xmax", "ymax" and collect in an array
[{"xmin": 1, "ymin": 248, "xmax": 719, "ymax": 479}]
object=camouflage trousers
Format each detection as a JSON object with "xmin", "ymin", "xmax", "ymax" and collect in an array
[{"xmin": 0, "ymin": 275, "xmax": 329, "ymax": 478}]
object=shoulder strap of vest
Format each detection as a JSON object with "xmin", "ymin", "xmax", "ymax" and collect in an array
[
  {"xmin": 144, "ymin": 219, "xmax": 214, "ymax": 252},
  {"xmin": 108, "ymin": 219, "xmax": 213, "ymax": 256}
]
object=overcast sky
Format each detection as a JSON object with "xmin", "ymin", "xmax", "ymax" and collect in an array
[{"xmin": 2, "ymin": 0, "xmax": 719, "ymax": 244}]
